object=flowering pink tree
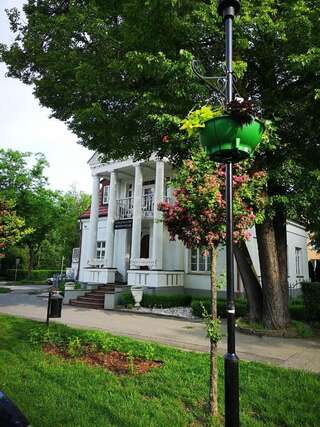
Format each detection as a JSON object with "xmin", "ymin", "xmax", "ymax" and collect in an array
[{"xmin": 158, "ymin": 148, "xmax": 266, "ymax": 417}]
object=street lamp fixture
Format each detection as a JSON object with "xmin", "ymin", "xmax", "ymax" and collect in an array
[{"xmin": 219, "ymin": 1, "xmax": 240, "ymax": 427}]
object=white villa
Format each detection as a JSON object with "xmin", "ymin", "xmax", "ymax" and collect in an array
[{"xmin": 70, "ymin": 154, "xmax": 309, "ymax": 302}]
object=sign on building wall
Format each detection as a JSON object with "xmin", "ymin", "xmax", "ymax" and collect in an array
[{"xmin": 114, "ymin": 219, "xmax": 133, "ymax": 230}]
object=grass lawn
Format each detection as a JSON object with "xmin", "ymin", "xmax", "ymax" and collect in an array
[
  {"xmin": 0, "ymin": 314, "xmax": 319, "ymax": 427},
  {"xmin": 0, "ymin": 287, "xmax": 11, "ymax": 294}
]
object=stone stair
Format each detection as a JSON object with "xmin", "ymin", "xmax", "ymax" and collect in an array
[{"xmin": 70, "ymin": 284, "xmax": 127, "ymax": 309}]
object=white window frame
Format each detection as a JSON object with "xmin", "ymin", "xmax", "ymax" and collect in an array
[
  {"xmin": 102, "ymin": 185, "xmax": 110, "ymax": 205},
  {"xmin": 96, "ymin": 241, "xmax": 106, "ymax": 260},
  {"xmin": 295, "ymin": 247, "xmax": 302, "ymax": 276},
  {"xmin": 190, "ymin": 249, "xmax": 211, "ymax": 273}
]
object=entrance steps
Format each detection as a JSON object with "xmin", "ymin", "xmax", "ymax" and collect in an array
[{"xmin": 70, "ymin": 283, "xmax": 128, "ymax": 309}]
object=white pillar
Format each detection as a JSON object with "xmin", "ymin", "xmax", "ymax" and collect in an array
[
  {"xmin": 130, "ymin": 165, "xmax": 143, "ymax": 269},
  {"xmin": 88, "ymin": 174, "xmax": 100, "ymax": 264},
  {"xmin": 152, "ymin": 160, "xmax": 165, "ymax": 270},
  {"xmin": 105, "ymin": 171, "xmax": 117, "ymax": 268}
]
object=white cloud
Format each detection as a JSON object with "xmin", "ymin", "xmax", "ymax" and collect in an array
[{"xmin": 0, "ymin": 0, "xmax": 94, "ymax": 193}]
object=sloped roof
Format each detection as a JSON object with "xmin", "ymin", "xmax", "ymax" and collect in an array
[{"xmin": 80, "ymin": 205, "xmax": 108, "ymax": 219}]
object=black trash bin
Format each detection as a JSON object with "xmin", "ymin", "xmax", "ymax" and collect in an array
[
  {"xmin": 49, "ymin": 293, "xmax": 63, "ymax": 318},
  {"xmin": 0, "ymin": 391, "xmax": 30, "ymax": 427},
  {"xmin": 46, "ymin": 291, "xmax": 63, "ymax": 325}
]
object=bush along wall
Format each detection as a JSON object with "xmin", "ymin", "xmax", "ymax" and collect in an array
[
  {"xmin": 191, "ymin": 298, "xmax": 249, "ymax": 318},
  {"xmin": 301, "ymin": 282, "xmax": 320, "ymax": 322},
  {"xmin": 120, "ymin": 293, "xmax": 192, "ymax": 309},
  {"xmin": 6, "ymin": 269, "xmax": 60, "ymax": 281}
]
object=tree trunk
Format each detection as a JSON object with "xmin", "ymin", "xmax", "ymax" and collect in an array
[
  {"xmin": 234, "ymin": 242, "xmax": 263, "ymax": 323},
  {"xmin": 256, "ymin": 218, "xmax": 290, "ymax": 329},
  {"xmin": 209, "ymin": 246, "xmax": 218, "ymax": 417},
  {"xmin": 273, "ymin": 210, "xmax": 289, "ymax": 321}
]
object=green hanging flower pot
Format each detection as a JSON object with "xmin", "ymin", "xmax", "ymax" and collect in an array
[{"xmin": 199, "ymin": 115, "xmax": 265, "ymax": 162}]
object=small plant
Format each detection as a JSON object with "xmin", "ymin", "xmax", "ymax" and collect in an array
[
  {"xmin": 201, "ymin": 303, "xmax": 223, "ymax": 344},
  {"xmin": 143, "ymin": 343, "xmax": 155, "ymax": 360},
  {"xmin": 180, "ymin": 106, "xmax": 222, "ymax": 137},
  {"xmin": 227, "ymin": 98, "xmax": 256, "ymax": 125},
  {"xmin": 67, "ymin": 336, "xmax": 83, "ymax": 358},
  {"xmin": 127, "ymin": 350, "xmax": 135, "ymax": 375}
]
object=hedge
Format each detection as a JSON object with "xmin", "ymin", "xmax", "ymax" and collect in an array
[
  {"xmin": 191, "ymin": 298, "xmax": 248, "ymax": 318},
  {"xmin": 301, "ymin": 281, "xmax": 320, "ymax": 322},
  {"xmin": 6, "ymin": 269, "xmax": 60, "ymax": 281},
  {"xmin": 120, "ymin": 292, "xmax": 192, "ymax": 308}
]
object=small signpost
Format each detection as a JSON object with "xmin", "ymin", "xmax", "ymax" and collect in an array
[{"xmin": 14, "ymin": 258, "xmax": 20, "ymax": 282}]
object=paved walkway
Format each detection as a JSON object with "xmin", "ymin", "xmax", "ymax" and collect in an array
[{"xmin": 0, "ymin": 286, "xmax": 319, "ymax": 373}]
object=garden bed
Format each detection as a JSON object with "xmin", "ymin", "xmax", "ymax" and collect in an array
[{"xmin": 43, "ymin": 344, "xmax": 163, "ymax": 375}]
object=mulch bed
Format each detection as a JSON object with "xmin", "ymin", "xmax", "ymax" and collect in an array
[{"xmin": 43, "ymin": 344, "xmax": 163, "ymax": 375}]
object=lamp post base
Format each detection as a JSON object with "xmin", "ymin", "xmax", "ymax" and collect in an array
[{"xmin": 224, "ymin": 352, "xmax": 240, "ymax": 427}]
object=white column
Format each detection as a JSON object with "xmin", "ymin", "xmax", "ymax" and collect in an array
[
  {"xmin": 130, "ymin": 165, "xmax": 143, "ymax": 269},
  {"xmin": 88, "ymin": 174, "xmax": 100, "ymax": 264},
  {"xmin": 152, "ymin": 160, "xmax": 165, "ymax": 270},
  {"xmin": 105, "ymin": 171, "xmax": 118, "ymax": 268}
]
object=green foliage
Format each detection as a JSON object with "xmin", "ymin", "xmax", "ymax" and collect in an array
[
  {"xmin": 0, "ymin": 149, "xmax": 90, "ymax": 273},
  {"xmin": 180, "ymin": 106, "xmax": 222, "ymax": 137},
  {"xmin": 201, "ymin": 303, "xmax": 223, "ymax": 344},
  {"xmin": 67, "ymin": 336, "xmax": 83, "ymax": 358},
  {"xmin": 0, "ymin": 197, "xmax": 31, "ymax": 256},
  {"xmin": 0, "ymin": 288, "xmax": 11, "ymax": 294},
  {"xmin": 127, "ymin": 350, "xmax": 136, "ymax": 375},
  {"xmin": 120, "ymin": 292, "xmax": 192, "ymax": 308},
  {"xmin": 301, "ymin": 282, "xmax": 320, "ymax": 322},
  {"xmin": 291, "ymin": 321, "xmax": 314, "ymax": 338},
  {"xmin": 191, "ymin": 298, "xmax": 248, "ymax": 318},
  {"xmin": 6, "ymin": 269, "xmax": 60, "ymax": 281},
  {"xmin": 28, "ymin": 324, "xmax": 157, "ymax": 362}
]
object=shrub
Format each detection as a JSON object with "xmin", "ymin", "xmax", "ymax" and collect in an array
[
  {"xmin": 289, "ymin": 303, "xmax": 306, "ymax": 321},
  {"xmin": 119, "ymin": 292, "xmax": 192, "ymax": 308},
  {"xmin": 191, "ymin": 298, "xmax": 248, "ymax": 318},
  {"xmin": 301, "ymin": 282, "xmax": 320, "ymax": 322},
  {"xmin": 6, "ymin": 269, "xmax": 60, "ymax": 281}
]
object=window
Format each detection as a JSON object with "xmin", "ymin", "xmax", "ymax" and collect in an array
[
  {"xmin": 190, "ymin": 249, "xmax": 211, "ymax": 272},
  {"xmin": 295, "ymin": 247, "xmax": 302, "ymax": 275},
  {"xmin": 102, "ymin": 185, "xmax": 110, "ymax": 205},
  {"xmin": 96, "ymin": 241, "xmax": 106, "ymax": 260}
]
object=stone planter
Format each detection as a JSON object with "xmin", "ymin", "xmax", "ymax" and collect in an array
[{"xmin": 131, "ymin": 286, "xmax": 144, "ymax": 308}]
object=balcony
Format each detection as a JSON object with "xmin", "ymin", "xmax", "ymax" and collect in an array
[
  {"xmin": 116, "ymin": 197, "xmax": 134, "ymax": 220},
  {"xmin": 116, "ymin": 195, "xmax": 171, "ymax": 220}
]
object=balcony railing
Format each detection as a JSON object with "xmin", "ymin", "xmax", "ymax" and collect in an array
[
  {"xmin": 117, "ymin": 197, "xmax": 134, "ymax": 220},
  {"xmin": 115, "ymin": 196, "xmax": 172, "ymax": 220},
  {"xmin": 142, "ymin": 194, "xmax": 154, "ymax": 217}
]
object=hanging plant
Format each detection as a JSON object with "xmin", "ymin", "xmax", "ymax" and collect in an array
[{"xmin": 180, "ymin": 98, "xmax": 266, "ymax": 162}]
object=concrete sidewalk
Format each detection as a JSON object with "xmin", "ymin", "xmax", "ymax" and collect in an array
[{"xmin": 0, "ymin": 289, "xmax": 319, "ymax": 373}]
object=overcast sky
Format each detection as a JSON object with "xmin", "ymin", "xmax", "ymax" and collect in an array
[{"xmin": 0, "ymin": 1, "xmax": 94, "ymax": 193}]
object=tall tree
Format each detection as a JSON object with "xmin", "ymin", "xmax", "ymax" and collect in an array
[{"xmin": 2, "ymin": 1, "xmax": 320, "ymax": 327}]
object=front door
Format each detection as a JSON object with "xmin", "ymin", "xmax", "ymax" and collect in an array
[{"xmin": 140, "ymin": 234, "xmax": 150, "ymax": 270}]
